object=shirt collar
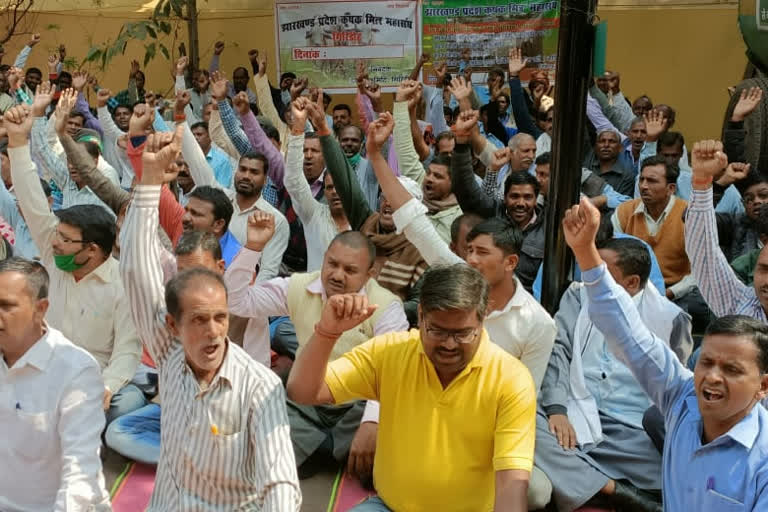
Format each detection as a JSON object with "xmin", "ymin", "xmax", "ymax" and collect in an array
[
  {"xmin": 219, "ymin": 230, "xmax": 239, "ymax": 249},
  {"xmin": 3, "ymin": 325, "xmax": 54, "ymax": 371},
  {"xmin": 523, "ymin": 210, "xmax": 538, "ymax": 230},
  {"xmin": 488, "ymin": 277, "xmax": 528, "ymax": 317},
  {"xmin": 89, "ymin": 256, "xmax": 118, "ymax": 283},
  {"xmin": 468, "ymin": 330, "xmax": 492, "ymax": 369},
  {"xmin": 725, "ymin": 404, "xmax": 762, "ymax": 449},
  {"xmin": 684, "ymin": 395, "xmax": 761, "ymax": 450},
  {"xmin": 633, "ymin": 195, "xmax": 676, "ymax": 219},
  {"xmin": 212, "ymin": 341, "xmax": 237, "ymax": 388}
]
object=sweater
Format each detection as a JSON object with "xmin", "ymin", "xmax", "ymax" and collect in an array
[
  {"xmin": 616, "ymin": 198, "xmax": 690, "ymax": 286},
  {"xmin": 286, "ymin": 271, "xmax": 401, "ymax": 360}
]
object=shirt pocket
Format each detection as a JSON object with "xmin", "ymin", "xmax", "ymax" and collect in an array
[
  {"xmin": 703, "ymin": 489, "xmax": 744, "ymax": 511},
  {"xmin": 184, "ymin": 430, "xmax": 248, "ymax": 484},
  {"xmin": 8, "ymin": 410, "xmax": 54, "ymax": 460}
]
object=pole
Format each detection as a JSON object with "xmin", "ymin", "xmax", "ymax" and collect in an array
[{"xmin": 540, "ymin": 0, "xmax": 598, "ymax": 313}]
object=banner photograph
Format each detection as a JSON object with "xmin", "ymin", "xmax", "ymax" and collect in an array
[
  {"xmin": 421, "ymin": 0, "xmax": 560, "ymax": 85},
  {"xmin": 275, "ymin": 0, "xmax": 420, "ymax": 92}
]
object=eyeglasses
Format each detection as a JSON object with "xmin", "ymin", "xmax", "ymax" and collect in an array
[
  {"xmin": 55, "ymin": 230, "xmax": 90, "ymax": 245},
  {"xmin": 424, "ymin": 322, "xmax": 478, "ymax": 345}
]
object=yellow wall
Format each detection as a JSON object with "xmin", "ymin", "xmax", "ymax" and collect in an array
[
  {"xmin": 598, "ymin": 5, "xmax": 747, "ymax": 142},
  {"xmin": 1, "ymin": 4, "xmax": 748, "ymax": 143}
]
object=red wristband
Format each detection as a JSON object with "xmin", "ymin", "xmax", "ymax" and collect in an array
[
  {"xmin": 174, "ymin": 114, "xmax": 186, "ymax": 122},
  {"xmin": 314, "ymin": 322, "xmax": 342, "ymax": 340},
  {"xmin": 692, "ymin": 176, "xmax": 713, "ymax": 186}
]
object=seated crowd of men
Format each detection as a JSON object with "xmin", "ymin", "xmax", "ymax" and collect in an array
[{"xmin": 2, "ymin": 32, "xmax": 768, "ymax": 512}]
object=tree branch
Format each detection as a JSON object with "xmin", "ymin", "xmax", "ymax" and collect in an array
[{"xmin": 0, "ymin": 0, "xmax": 36, "ymax": 45}]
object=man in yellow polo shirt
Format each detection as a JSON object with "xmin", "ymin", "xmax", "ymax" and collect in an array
[{"xmin": 287, "ymin": 263, "xmax": 536, "ymax": 511}]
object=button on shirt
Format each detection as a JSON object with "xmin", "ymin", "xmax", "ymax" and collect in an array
[
  {"xmin": 9, "ymin": 146, "xmax": 141, "ymax": 393},
  {"xmin": 121, "ymin": 185, "xmax": 301, "ymax": 510},
  {"xmin": 583, "ymin": 263, "xmax": 768, "ymax": 511},
  {"xmin": 0, "ymin": 326, "xmax": 111, "ymax": 511}
]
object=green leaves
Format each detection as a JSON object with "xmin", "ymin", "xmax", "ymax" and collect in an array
[{"xmin": 86, "ymin": 0, "xmax": 192, "ymax": 71}]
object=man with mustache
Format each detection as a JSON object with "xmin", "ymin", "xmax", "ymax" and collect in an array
[
  {"xmin": 612, "ymin": 155, "xmax": 710, "ymax": 333},
  {"xmin": 287, "ymin": 263, "xmax": 536, "ymax": 512},
  {"xmin": 308, "ymin": 92, "xmax": 428, "ymax": 301},
  {"xmin": 584, "ymin": 129, "xmax": 636, "ymax": 198},
  {"xmin": 393, "ymin": 80, "xmax": 461, "ymax": 244},
  {"xmin": 366, "ymin": 114, "xmax": 556, "ymax": 508},
  {"xmin": 120, "ymin": 127, "xmax": 300, "ymax": 510},
  {"xmin": 175, "ymin": 90, "xmax": 288, "ymax": 279},
  {"xmin": 563, "ymin": 195, "xmax": 768, "ymax": 512},
  {"xmin": 451, "ymin": 110, "xmax": 546, "ymax": 292},
  {"xmin": 5, "ymin": 103, "xmax": 142, "ymax": 426},
  {"xmin": 224, "ymin": 219, "xmax": 407, "ymax": 484},
  {"xmin": 283, "ymin": 97, "xmax": 351, "ymax": 272},
  {"xmin": 338, "ymin": 124, "xmax": 379, "ymax": 211}
]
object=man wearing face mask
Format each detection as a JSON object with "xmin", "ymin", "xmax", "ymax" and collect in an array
[{"xmin": 5, "ymin": 103, "xmax": 142, "ymax": 425}]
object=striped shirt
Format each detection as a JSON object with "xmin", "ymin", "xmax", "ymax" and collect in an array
[
  {"xmin": 120, "ymin": 185, "xmax": 301, "ymax": 511},
  {"xmin": 685, "ymin": 187, "xmax": 767, "ymax": 322}
]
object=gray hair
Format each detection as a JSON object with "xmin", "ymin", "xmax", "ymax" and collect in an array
[
  {"xmin": 508, "ymin": 132, "xmax": 535, "ymax": 151},
  {"xmin": 419, "ymin": 264, "xmax": 489, "ymax": 321},
  {"xmin": 175, "ymin": 230, "xmax": 222, "ymax": 261},
  {"xmin": 0, "ymin": 257, "xmax": 49, "ymax": 300},
  {"xmin": 629, "ymin": 116, "xmax": 645, "ymax": 129}
]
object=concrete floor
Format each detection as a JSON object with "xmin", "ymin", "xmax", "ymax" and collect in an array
[{"xmin": 102, "ymin": 447, "xmax": 337, "ymax": 511}]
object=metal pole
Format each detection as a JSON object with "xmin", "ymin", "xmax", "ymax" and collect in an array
[{"xmin": 540, "ymin": 0, "xmax": 598, "ymax": 313}]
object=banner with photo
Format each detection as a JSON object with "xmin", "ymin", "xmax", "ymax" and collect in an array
[
  {"xmin": 421, "ymin": 0, "xmax": 560, "ymax": 86},
  {"xmin": 275, "ymin": 0, "xmax": 420, "ymax": 93}
]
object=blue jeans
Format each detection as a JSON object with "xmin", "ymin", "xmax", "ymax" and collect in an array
[
  {"xmin": 105, "ymin": 403, "xmax": 161, "ymax": 465},
  {"xmin": 106, "ymin": 384, "xmax": 147, "ymax": 425},
  {"xmin": 350, "ymin": 496, "xmax": 391, "ymax": 511}
]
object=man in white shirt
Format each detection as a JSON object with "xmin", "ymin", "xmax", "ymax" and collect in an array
[
  {"xmin": 6, "ymin": 104, "xmax": 143, "ymax": 425},
  {"xmin": 0, "ymin": 257, "xmax": 111, "ymax": 511},
  {"xmin": 176, "ymin": 90, "xmax": 288, "ymax": 280},
  {"xmin": 368, "ymin": 114, "xmax": 556, "ymax": 389}
]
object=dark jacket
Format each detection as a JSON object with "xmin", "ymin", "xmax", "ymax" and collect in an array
[{"xmin": 451, "ymin": 143, "xmax": 546, "ymax": 291}]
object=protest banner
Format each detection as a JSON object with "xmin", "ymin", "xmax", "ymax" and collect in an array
[
  {"xmin": 275, "ymin": 0, "xmax": 420, "ymax": 92},
  {"xmin": 421, "ymin": 0, "xmax": 560, "ymax": 86}
]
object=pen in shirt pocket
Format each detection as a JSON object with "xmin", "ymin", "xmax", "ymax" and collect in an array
[{"xmin": 207, "ymin": 407, "xmax": 218, "ymax": 436}]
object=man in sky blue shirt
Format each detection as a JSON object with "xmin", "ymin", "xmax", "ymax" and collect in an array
[{"xmin": 562, "ymin": 195, "xmax": 768, "ymax": 511}]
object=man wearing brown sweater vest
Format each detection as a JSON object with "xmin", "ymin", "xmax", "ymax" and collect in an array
[{"xmin": 612, "ymin": 155, "xmax": 710, "ymax": 332}]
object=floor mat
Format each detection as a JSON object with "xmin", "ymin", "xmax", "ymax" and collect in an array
[
  {"xmin": 328, "ymin": 469, "xmax": 377, "ymax": 512},
  {"xmin": 110, "ymin": 462, "xmax": 156, "ymax": 512}
]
